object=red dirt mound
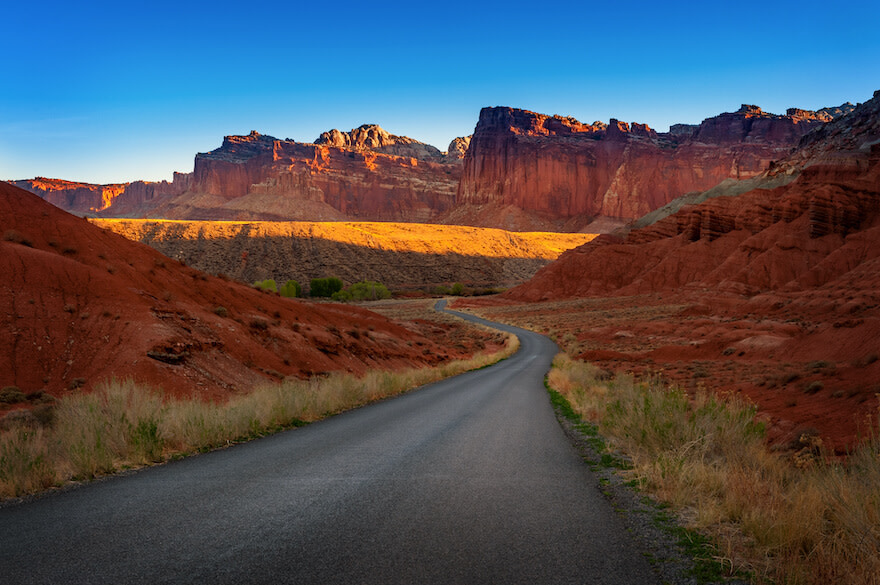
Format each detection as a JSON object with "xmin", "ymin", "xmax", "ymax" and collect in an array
[{"xmin": 0, "ymin": 182, "xmax": 479, "ymax": 406}]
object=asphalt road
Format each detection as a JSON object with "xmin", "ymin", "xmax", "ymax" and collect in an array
[{"xmin": 0, "ymin": 302, "xmax": 659, "ymax": 584}]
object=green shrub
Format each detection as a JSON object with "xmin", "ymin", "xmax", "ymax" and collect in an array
[
  {"xmin": 310, "ymin": 277, "xmax": 343, "ymax": 298},
  {"xmin": 451, "ymin": 282, "xmax": 465, "ymax": 295},
  {"xmin": 253, "ymin": 279, "xmax": 277, "ymax": 293},
  {"xmin": 331, "ymin": 281, "xmax": 391, "ymax": 302},
  {"xmin": 279, "ymin": 280, "xmax": 302, "ymax": 298}
]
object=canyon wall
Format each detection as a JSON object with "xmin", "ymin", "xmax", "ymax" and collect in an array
[
  {"xmin": 13, "ymin": 103, "xmax": 855, "ymax": 229},
  {"xmin": 457, "ymin": 104, "xmax": 852, "ymax": 227}
]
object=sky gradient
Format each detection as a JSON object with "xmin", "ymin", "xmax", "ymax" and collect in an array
[{"xmin": 3, "ymin": 0, "xmax": 879, "ymax": 184}]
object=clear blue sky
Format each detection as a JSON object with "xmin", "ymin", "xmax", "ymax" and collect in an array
[{"xmin": 2, "ymin": 0, "xmax": 879, "ymax": 184}]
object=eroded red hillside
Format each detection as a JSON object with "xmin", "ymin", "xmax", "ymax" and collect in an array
[{"xmin": 0, "ymin": 182, "xmax": 489, "ymax": 408}]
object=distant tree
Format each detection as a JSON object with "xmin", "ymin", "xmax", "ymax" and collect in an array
[
  {"xmin": 451, "ymin": 282, "xmax": 465, "ymax": 296},
  {"xmin": 332, "ymin": 281, "xmax": 391, "ymax": 302},
  {"xmin": 279, "ymin": 280, "xmax": 302, "ymax": 298},
  {"xmin": 310, "ymin": 277, "xmax": 344, "ymax": 298},
  {"xmin": 253, "ymin": 279, "xmax": 277, "ymax": 293}
]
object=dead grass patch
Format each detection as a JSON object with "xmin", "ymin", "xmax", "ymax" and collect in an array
[
  {"xmin": 548, "ymin": 353, "xmax": 880, "ymax": 584},
  {"xmin": 0, "ymin": 333, "xmax": 518, "ymax": 500}
]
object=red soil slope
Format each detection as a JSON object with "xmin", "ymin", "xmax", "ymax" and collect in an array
[
  {"xmin": 493, "ymin": 93, "xmax": 880, "ymax": 452},
  {"xmin": 0, "ymin": 182, "xmax": 479, "ymax": 406}
]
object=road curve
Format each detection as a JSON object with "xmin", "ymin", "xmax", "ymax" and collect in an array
[{"xmin": 0, "ymin": 302, "xmax": 658, "ymax": 584}]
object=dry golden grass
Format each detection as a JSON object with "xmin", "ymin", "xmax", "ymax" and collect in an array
[
  {"xmin": 549, "ymin": 353, "xmax": 880, "ymax": 584},
  {"xmin": 91, "ymin": 219, "xmax": 596, "ymax": 260},
  {"xmin": 0, "ymin": 334, "xmax": 518, "ymax": 500}
]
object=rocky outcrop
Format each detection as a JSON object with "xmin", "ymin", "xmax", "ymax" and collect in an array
[
  {"xmin": 315, "ymin": 124, "xmax": 444, "ymax": 160},
  {"xmin": 457, "ymin": 104, "xmax": 846, "ymax": 227},
  {"xmin": 446, "ymin": 136, "xmax": 472, "ymax": 159}
]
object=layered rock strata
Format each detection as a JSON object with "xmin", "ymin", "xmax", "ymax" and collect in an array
[{"xmin": 457, "ymin": 104, "xmax": 849, "ymax": 227}]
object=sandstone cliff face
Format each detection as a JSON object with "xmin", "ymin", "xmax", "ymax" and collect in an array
[
  {"xmin": 163, "ymin": 128, "xmax": 462, "ymax": 222},
  {"xmin": 458, "ymin": 104, "xmax": 843, "ymax": 225},
  {"xmin": 11, "ymin": 178, "xmax": 127, "ymax": 213},
  {"xmin": 12, "ymin": 176, "xmax": 190, "ymax": 217}
]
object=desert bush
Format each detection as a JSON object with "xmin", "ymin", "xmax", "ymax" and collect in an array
[
  {"xmin": 213, "ymin": 306, "xmax": 229, "ymax": 318},
  {"xmin": 331, "ymin": 281, "xmax": 391, "ymax": 302},
  {"xmin": 547, "ymin": 353, "xmax": 880, "ymax": 585},
  {"xmin": 253, "ymin": 279, "xmax": 277, "ymax": 293},
  {"xmin": 279, "ymin": 280, "xmax": 302, "ymax": 298},
  {"xmin": 2, "ymin": 230, "xmax": 34, "ymax": 247},
  {"xmin": 309, "ymin": 277, "xmax": 343, "ymax": 298},
  {"xmin": 0, "ymin": 386, "xmax": 27, "ymax": 404},
  {"xmin": 451, "ymin": 282, "xmax": 465, "ymax": 295}
]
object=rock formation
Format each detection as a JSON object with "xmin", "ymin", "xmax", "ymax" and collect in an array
[
  {"xmin": 456, "ymin": 103, "xmax": 849, "ymax": 228},
  {"xmin": 315, "ymin": 124, "xmax": 445, "ymax": 160},
  {"xmin": 11, "ymin": 176, "xmax": 191, "ymax": 216},
  {"xmin": 149, "ymin": 128, "xmax": 463, "ymax": 222},
  {"xmin": 446, "ymin": 136, "xmax": 472, "ymax": 159},
  {"xmin": 12, "ymin": 102, "xmax": 854, "ymax": 230}
]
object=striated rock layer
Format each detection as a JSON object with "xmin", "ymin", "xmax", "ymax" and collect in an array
[{"xmin": 457, "ymin": 103, "xmax": 853, "ymax": 229}]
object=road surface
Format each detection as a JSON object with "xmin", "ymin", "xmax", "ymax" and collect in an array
[{"xmin": 0, "ymin": 302, "xmax": 658, "ymax": 584}]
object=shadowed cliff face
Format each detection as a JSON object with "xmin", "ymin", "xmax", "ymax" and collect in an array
[{"xmin": 457, "ymin": 104, "xmax": 850, "ymax": 227}]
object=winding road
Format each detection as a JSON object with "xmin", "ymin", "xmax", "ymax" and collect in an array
[{"xmin": 0, "ymin": 302, "xmax": 658, "ymax": 584}]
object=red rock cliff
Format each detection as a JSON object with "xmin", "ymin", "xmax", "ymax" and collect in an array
[
  {"xmin": 13, "ymin": 176, "xmax": 190, "ymax": 217},
  {"xmin": 174, "ymin": 129, "xmax": 462, "ymax": 222},
  {"xmin": 458, "ymin": 104, "xmax": 839, "ymax": 225}
]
